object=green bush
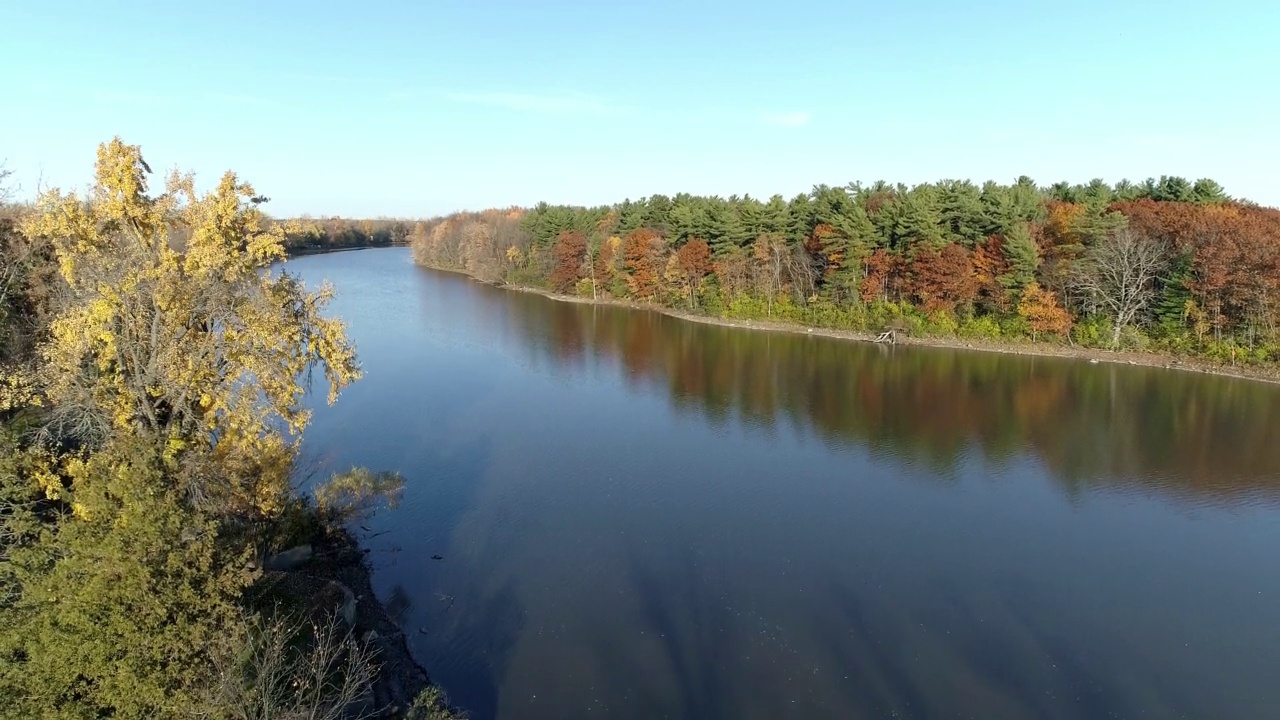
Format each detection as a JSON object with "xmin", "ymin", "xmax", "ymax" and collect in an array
[
  {"xmin": 998, "ymin": 314, "xmax": 1031, "ymax": 340},
  {"xmin": 1151, "ymin": 322, "xmax": 1196, "ymax": 354},
  {"xmin": 698, "ymin": 289, "xmax": 724, "ymax": 315},
  {"xmin": 808, "ymin": 299, "xmax": 869, "ymax": 332},
  {"xmin": 607, "ymin": 276, "xmax": 630, "ymax": 299},
  {"xmin": 864, "ymin": 299, "xmax": 906, "ymax": 332},
  {"xmin": 1117, "ymin": 325, "xmax": 1151, "ymax": 350},
  {"xmin": 761, "ymin": 295, "xmax": 797, "ymax": 322},
  {"xmin": 958, "ymin": 315, "xmax": 1003, "ymax": 340},
  {"xmin": 697, "ymin": 278, "xmax": 725, "ymax": 315},
  {"xmin": 1072, "ymin": 315, "xmax": 1111, "ymax": 348},
  {"xmin": 1203, "ymin": 340, "xmax": 1236, "ymax": 363},
  {"xmin": 1205, "ymin": 340, "xmax": 1276, "ymax": 365},
  {"xmin": 506, "ymin": 267, "xmax": 547, "ymax": 288},
  {"xmin": 724, "ymin": 293, "xmax": 771, "ymax": 320},
  {"xmin": 921, "ymin": 311, "xmax": 960, "ymax": 337},
  {"xmin": 0, "ymin": 438, "xmax": 254, "ymax": 718}
]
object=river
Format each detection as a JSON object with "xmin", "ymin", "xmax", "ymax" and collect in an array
[{"xmin": 290, "ymin": 247, "xmax": 1280, "ymax": 720}]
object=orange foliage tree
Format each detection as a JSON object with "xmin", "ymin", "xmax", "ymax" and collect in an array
[
  {"xmin": 1041, "ymin": 201, "xmax": 1086, "ymax": 253},
  {"xmin": 1018, "ymin": 282, "xmax": 1072, "ymax": 340},
  {"xmin": 1038, "ymin": 202, "xmax": 1088, "ymax": 300},
  {"xmin": 806, "ymin": 224, "xmax": 842, "ymax": 281},
  {"xmin": 860, "ymin": 249, "xmax": 899, "ymax": 303},
  {"xmin": 624, "ymin": 228, "xmax": 664, "ymax": 300}
]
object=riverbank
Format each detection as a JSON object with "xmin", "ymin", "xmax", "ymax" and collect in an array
[
  {"xmin": 422, "ymin": 262, "xmax": 1280, "ymax": 386},
  {"xmin": 265, "ymin": 524, "xmax": 463, "ymax": 719},
  {"xmin": 312, "ymin": 528, "xmax": 433, "ymax": 716},
  {"xmin": 285, "ymin": 242, "xmax": 406, "ymax": 257}
]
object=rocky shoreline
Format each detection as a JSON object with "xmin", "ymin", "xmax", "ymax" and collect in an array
[
  {"xmin": 317, "ymin": 529, "xmax": 433, "ymax": 716},
  {"xmin": 262, "ymin": 527, "xmax": 458, "ymax": 719}
]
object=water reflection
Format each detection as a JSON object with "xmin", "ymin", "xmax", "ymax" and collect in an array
[
  {"xmin": 292, "ymin": 250, "xmax": 1280, "ymax": 720},
  {"xmin": 502, "ymin": 291, "xmax": 1280, "ymax": 506}
]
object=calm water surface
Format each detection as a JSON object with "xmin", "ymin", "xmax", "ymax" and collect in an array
[{"xmin": 291, "ymin": 248, "xmax": 1280, "ymax": 720}]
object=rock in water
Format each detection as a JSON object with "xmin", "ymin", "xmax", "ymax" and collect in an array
[{"xmin": 263, "ymin": 544, "xmax": 313, "ymax": 570}]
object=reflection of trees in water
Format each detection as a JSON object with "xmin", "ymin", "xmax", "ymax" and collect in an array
[{"xmin": 497, "ymin": 289, "xmax": 1280, "ymax": 504}]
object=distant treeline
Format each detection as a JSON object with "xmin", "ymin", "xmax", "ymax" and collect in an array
[
  {"xmin": 410, "ymin": 176, "xmax": 1280, "ymax": 363},
  {"xmin": 278, "ymin": 217, "xmax": 413, "ymax": 253}
]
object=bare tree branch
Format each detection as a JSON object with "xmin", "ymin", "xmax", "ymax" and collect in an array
[
  {"xmin": 1072, "ymin": 229, "xmax": 1168, "ymax": 348},
  {"xmin": 204, "ymin": 611, "xmax": 381, "ymax": 720}
]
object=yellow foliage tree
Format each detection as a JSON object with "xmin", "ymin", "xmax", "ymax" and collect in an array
[{"xmin": 22, "ymin": 138, "xmax": 360, "ymax": 514}]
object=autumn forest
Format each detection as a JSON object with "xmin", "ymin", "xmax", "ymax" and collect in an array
[
  {"xmin": 410, "ymin": 177, "xmax": 1280, "ymax": 364},
  {"xmin": 6, "ymin": 146, "xmax": 1280, "ymax": 718}
]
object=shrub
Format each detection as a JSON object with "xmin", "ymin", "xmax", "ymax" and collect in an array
[
  {"xmin": 921, "ymin": 311, "xmax": 960, "ymax": 337},
  {"xmin": 958, "ymin": 315, "xmax": 1003, "ymax": 340},
  {"xmin": 997, "ymin": 314, "xmax": 1030, "ymax": 340},
  {"xmin": 698, "ymin": 283, "xmax": 725, "ymax": 315},
  {"xmin": 1117, "ymin": 325, "xmax": 1151, "ymax": 350},
  {"xmin": 1072, "ymin": 315, "xmax": 1111, "ymax": 348}
]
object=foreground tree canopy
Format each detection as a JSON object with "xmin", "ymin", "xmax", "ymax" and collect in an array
[
  {"xmin": 23, "ymin": 139, "xmax": 360, "ymax": 514},
  {"xmin": 412, "ymin": 177, "xmax": 1280, "ymax": 361},
  {"xmin": 0, "ymin": 140, "xmax": 456, "ymax": 719}
]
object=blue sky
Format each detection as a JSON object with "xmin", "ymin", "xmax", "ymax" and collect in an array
[{"xmin": 2, "ymin": 0, "xmax": 1277, "ymax": 217}]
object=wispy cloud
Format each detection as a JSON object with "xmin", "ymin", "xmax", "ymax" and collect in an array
[
  {"xmin": 761, "ymin": 111, "xmax": 813, "ymax": 127},
  {"xmin": 448, "ymin": 91, "xmax": 620, "ymax": 116}
]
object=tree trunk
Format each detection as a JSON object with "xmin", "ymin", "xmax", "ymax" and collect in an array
[{"xmin": 587, "ymin": 245, "xmax": 597, "ymax": 300}]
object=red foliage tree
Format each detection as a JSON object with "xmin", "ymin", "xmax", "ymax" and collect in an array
[
  {"xmin": 674, "ymin": 238, "xmax": 712, "ymax": 308},
  {"xmin": 1112, "ymin": 199, "xmax": 1209, "ymax": 254},
  {"xmin": 549, "ymin": 231, "xmax": 587, "ymax": 292},
  {"xmin": 1187, "ymin": 205, "xmax": 1280, "ymax": 335},
  {"xmin": 971, "ymin": 235, "xmax": 1011, "ymax": 312},
  {"xmin": 1112, "ymin": 200, "xmax": 1280, "ymax": 335},
  {"xmin": 909, "ymin": 243, "xmax": 978, "ymax": 314}
]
